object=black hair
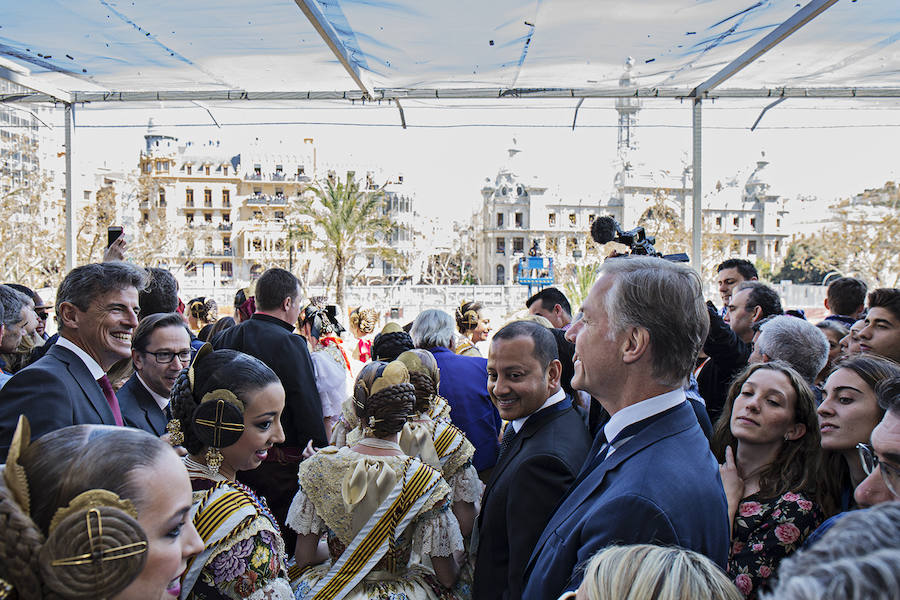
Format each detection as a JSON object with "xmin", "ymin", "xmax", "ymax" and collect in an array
[
  {"xmin": 716, "ymin": 258, "xmax": 758, "ymax": 280},
  {"xmin": 255, "ymin": 268, "xmax": 300, "ymax": 311},
  {"xmin": 139, "ymin": 268, "xmax": 179, "ymax": 317},
  {"xmin": 131, "ymin": 312, "xmax": 192, "ymax": 353},
  {"xmin": 736, "ymin": 281, "xmax": 783, "ymax": 318},
  {"xmin": 526, "ymin": 287, "xmax": 572, "ymax": 317},
  {"xmin": 551, "ymin": 328, "xmax": 577, "ymax": 398},
  {"xmin": 827, "ymin": 277, "xmax": 868, "ymax": 317},
  {"xmin": 868, "ymin": 288, "xmax": 900, "ymax": 323},
  {"xmin": 491, "ymin": 320, "xmax": 559, "ymax": 370},
  {"xmin": 169, "ymin": 349, "xmax": 280, "ymax": 454},
  {"xmin": 372, "ymin": 330, "xmax": 415, "ymax": 362}
]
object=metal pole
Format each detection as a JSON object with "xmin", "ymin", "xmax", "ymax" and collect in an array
[
  {"xmin": 64, "ymin": 103, "xmax": 75, "ymax": 272},
  {"xmin": 691, "ymin": 98, "xmax": 702, "ymax": 273}
]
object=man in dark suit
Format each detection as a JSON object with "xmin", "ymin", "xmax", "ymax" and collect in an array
[
  {"xmin": 522, "ymin": 256, "xmax": 730, "ymax": 599},
  {"xmin": 119, "ymin": 312, "xmax": 193, "ymax": 436},
  {"xmin": 213, "ymin": 267, "xmax": 324, "ymax": 549},
  {"xmin": 0, "ymin": 262, "xmax": 148, "ymax": 460},
  {"xmin": 410, "ymin": 308, "xmax": 502, "ymax": 476},
  {"xmin": 473, "ymin": 320, "xmax": 590, "ymax": 600}
]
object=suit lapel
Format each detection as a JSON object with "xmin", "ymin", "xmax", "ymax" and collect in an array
[
  {"xmin": 50, "ymin": 345, "xmax": 113, "ymax": 423},
  {"xmin": 136, "ymin": 383, "xmax": 167, "ymax": 436},
  {"xmin": 528, "ymin": 402, "xmax": 696, "ymax": 567}
]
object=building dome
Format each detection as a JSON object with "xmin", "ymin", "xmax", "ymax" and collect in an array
[{"xmin": 744, "ymin": 152, "xmax": 773, "ymax": 200}]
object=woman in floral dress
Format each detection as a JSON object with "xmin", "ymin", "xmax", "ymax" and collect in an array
[
  {"xmin": 288, "ymin": 360, "xmax": 465, "ymax": 600},
  {"xmin": 168, "ymin": 344, "xmax": 294, "ymax": 600},
  {"xmin": 713, "ymin": 362, "xmax": 826, "ymax": 599}
]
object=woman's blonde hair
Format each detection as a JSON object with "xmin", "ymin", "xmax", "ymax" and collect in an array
[{"xmin": 579, "ymin": 544, "xmax": 742, "ymax": 600}]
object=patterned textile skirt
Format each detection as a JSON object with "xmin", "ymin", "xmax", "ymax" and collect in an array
[{"xmin": 292, "ymin": 564, "xmax": 460, "ymax": 600}]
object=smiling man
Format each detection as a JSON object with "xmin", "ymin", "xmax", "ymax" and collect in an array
[
  {"xmin": 0, "ymin": 262, "xmax": 148, "ymax": 459},
  {"xmin": 474, "ymin": 320, "xmax": 590, "ymax": 600},
  {"xmin": 119, "ymin": 312, "xmax": 193, "ymax": 436}
]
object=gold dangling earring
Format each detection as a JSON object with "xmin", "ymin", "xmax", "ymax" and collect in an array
[{"xmin": 205, "ymin": 447, "xmax": 224, "ymax": 476}]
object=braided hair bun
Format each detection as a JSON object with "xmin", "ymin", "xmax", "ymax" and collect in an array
[
  {"xmin": 350, "ymin": 307, "xmax": 379, "ymax": 336},
  {"xmin": 372, "ymin": 322, "xmax": 414, "ymax": 362},
  {"xmin": 353, "ymin": 361, "xmax": 415, "ymax": 437},
  {"xmin": 395, "ymin": 349, "xmax": 440, "ymax": 414}
]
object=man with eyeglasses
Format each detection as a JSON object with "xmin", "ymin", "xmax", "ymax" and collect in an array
[{"xmin": 119, "ymin": 312, "xmax": 193, "ymax": 436}]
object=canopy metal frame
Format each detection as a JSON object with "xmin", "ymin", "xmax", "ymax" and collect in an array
[{"xmin": 1, "ymin": 0, "xmax": 893, "ymax": 272}]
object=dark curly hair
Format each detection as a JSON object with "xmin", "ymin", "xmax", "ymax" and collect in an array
[
  {"xmin": 372, "ymin": 330, "xmax": 415, "ymax": 362},
  {"xmin": 169, "ymin": 349, "xmax": 280, "ymax": 454},
  {"xmin": 353, "ymin": 361, "xmax": 415, "ymax": 437}
]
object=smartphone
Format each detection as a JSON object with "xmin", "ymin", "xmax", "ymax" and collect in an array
[{"xmin": 107, "ymin": 226, "xmax": 124, "ymax": 248}]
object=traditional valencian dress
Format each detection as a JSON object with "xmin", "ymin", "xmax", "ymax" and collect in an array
[
  {"xmin": 181, "ymin": 457, "xmax": 294, "ymax": 600},
  {"xmin": 287, "ymin": 442, "xmax": 465, "ymax": 600}
]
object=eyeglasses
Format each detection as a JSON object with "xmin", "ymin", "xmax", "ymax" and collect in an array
[
  {"xmin": 857, "ymin": 442, "xmax": 900, "ymax": 498},
  {"xmin": 142, "ymin": 350, "xmax": 192, "ymax": 365},
  {"xmin": 35, "ymin": 311, "xmax": 48, "ymax": 320}
]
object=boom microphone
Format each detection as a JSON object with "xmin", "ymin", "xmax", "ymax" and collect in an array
[{"xmin": 590, "ymin": 216, "xmax": 621, "ymax": 245}]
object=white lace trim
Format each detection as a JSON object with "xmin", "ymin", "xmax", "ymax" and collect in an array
[
  {"xmin": 311, "ymin": 351, "xmax": 348, "ymax": 418},
  {"xmin": 286, "ymin": 487, "xmax": 325, "ymax": 535},
  {"xmin": 411, "ymin": 505, "xmax": 464, "ymax": 558},
  {"xmin": 449, "ymin": 464, "xmax": 483, "ymax": 504},
  {"xmin": 245, "ymin": 577, "xmax": 294, "ymax": 600}
]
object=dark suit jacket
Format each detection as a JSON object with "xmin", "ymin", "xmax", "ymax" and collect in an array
[
  {"xmin": 700, "ymin": 303, "xmax": 751, "ymax": 423},
  {"xmin": 118, "ymin": 372, "xmax": 168, "ymax": 437},
  {"xmin": 0, "ymin": 344, "xmax": 118, "ymax": 460},
  {"xmin": 428, "ymin": 346, "xmax": 502, "ymax": 472},
  {"xmin": 473, "ymin": 397, "xmax": 591, "ymax": 600},
  {"xmin": 521, "ymin": 401, "xmax": 730, "ymax": 599},
  {"xmin": 212, "ymin": 313, "xmax": 326, "ymax": 447}
]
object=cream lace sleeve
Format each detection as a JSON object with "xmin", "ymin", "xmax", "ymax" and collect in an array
[
  {"xmin": 449, "ymin": 463, "xmax": 484, "ymax": 505},
  {"xmin": 411, "ymin": 502, "xmax": 464, "ymax": 558},
  {"xmin": 286, "ymin": 486, "xmax": 326, "ymax": 535}
]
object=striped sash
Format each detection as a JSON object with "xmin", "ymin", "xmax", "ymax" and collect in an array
[
  {"xmin": 179, "ymin": 482, "xmax": 269, "ymax": 599},
  {"xmin": 432, "ymin": 420, "xmax": 464, "ymax": 466},
  {"xmin": 303, "ymin": 458, "xmax": 443, "ymax": 600}
]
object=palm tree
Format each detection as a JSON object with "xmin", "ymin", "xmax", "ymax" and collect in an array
[{"xmin": 297, "ymin": 172, "xmax": 400, "ymax": 307}]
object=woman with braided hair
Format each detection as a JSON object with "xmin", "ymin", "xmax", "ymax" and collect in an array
[
  {"xmin": 0, "ymin": 417, "xmax": 203, "ymax": 600},
  {"xmin": 299, "ymin": 303, "xmax": 353, "ymax": 437},
  {"xmin": 454, "ymin": 301, "xmax": 490, "ymax": 358},
  {"xmin": 166, "ymin": 344, "xmax": 293, "ymax": 599},
  {"xmin": 288, "ymin": 360, "xmax": 465, "ymax": 600},
  {"xmin": 348, "ymin": 306, "xmax": 379, "ymax": 364}
]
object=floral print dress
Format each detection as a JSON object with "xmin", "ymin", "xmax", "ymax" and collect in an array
[{"xmin": 728, "ymin": 491, "xmax": 825, "ymax": 599}]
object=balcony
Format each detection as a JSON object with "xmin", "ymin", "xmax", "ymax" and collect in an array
[
  {"xmin": 218, "ymin": 223, "xmax": 233, "ymax": 231},
  {"xmin": 246, "ymin": 194, "xmax": 288, "ymax": 205}
]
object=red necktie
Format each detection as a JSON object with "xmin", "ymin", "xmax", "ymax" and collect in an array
[{"xmin": 98, "ymin": 375, "xmax": 124, "ymax": 426}]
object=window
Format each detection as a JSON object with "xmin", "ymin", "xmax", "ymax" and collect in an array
[
  {"xmin": 497, "ymin": 213, "xmax": 505, "ymax": 228},
  {"xmin": 204, "ymin": 165, "xmax": 210, "ymax": 176},
  {"xmin": 297, "ymin": 165, "xmax": 305, "ymax": 176},
  {"xmin": 253, "ymin": 188, "xmax": 262, "ymax": 196},
  {"xmin": 223, "ymin": 238, "xmax": 231, "ymax": 250},
  {"xmin": 186, "ymin": 164, "xmax": 192, "ymax": 175},
  {"xmin": 185, "ymin": 189, "xmax": 194, "ymax": 206},
  {"xmin": 143, "ymin": 162, "xmax": 152, "ymax": 173},
  {"xmin": 275, "ymin": 188, "xmax": 284, "ymax": 198},
  {"xmin": 221, "ymin": 262, "xmax": 233, "ymax": 276},
  {"xmin": 223, "ymin": 165, "xmax": 228, "ymax": 176},
  {"xmin": 588, "ymin": 214, "xmax": 596, "ymax": 225},
  {"xmin": 222, "ymin": 189, "xmax": 230, "ymax": 207},
  {"xmin": 569, "ymin": 213, "xmax": 576, "ymax": 226},
  {"xmin": 155, "ymin": 160, "xmax": 168, "ymax": 172},
  {"xmin": 274, "ymin": 211, "xmax": 284, "ymax": 221},
  {"xmin": 515, "ymin": 212, "xmax": 523, "ymax": 228},
  {"xmin": 548, "ymin": 213, "xmax": 556, "ymax": 226},
  {"xmin": 496, "ymin": 264, "xmax": 506, "ymax": 285},
  {"xmin": 733, "ymin": 217, "xmax": 740, "ymax": 228},
  {"xmin": 774, "ymin": 241, "xmax": 781, "ymax": 253},
  {"xmin": 185, "ymin": 212, "xmax": 194, "ymax": 223},
  {"xmin": 222, "ymin": 213, "xmax": 230, "ymax": 223},
  {"xmin": 749, "ymin": 217, "xmax": 757, "ymax": 230},
  {"xmin": 158, "ymin": 189, "xmax": 166, "ymax": 206},
  {"xmin": 547, "ymin": 237, "xmax": 558, "ymax": 253},
  {"xmin": 513, "ymin": 237, "xmax": 524, "ymax": 254},
  {"xmin": 776, "ymin": 218, "xmax": 781, "ymax": 227},
  {"xmin": 496, "ymin": 238, "xmax": 506, "ymax": 255},
  {"xmin": 275, "ymin": 164, "xmax": 283, "ymax": 174},
  {"xmin": 252, "ymin": 238, "xmax": 262, "ymax": 251},
  {"xmin": 715, "ymin": 216, "xmax": 722, "ymax": 228},
  {"xmin": 748, "ymin": 240, "xmax": 757, "ymax": 254},
  {"xmin": 204, "ymin": 189, "xmax": 212, "ymax": 207}
]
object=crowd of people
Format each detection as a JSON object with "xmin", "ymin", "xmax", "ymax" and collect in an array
[{"xmin": 0, "ymin": 250, "xmax": 898, "ymax": 600}]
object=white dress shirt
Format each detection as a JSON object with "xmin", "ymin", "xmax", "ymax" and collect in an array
[
  {"xmin": 602, "ymin": 388, "xmax": 686, "ymax": 458},
  {"xmin": 56, "ymin": 335, "xmax": 105, "ymax": 380},
  {"xmin": 136, "ymin": 373, "xmax": 170, "ymax": 411},
  {"xmin": 511, "ymin": 388, "xmax": 567, "ymax": 433}
]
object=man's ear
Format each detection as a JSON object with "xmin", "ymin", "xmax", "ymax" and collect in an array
[
  {"xmin": 131, "ymin": 349, "xmax": 144, "ymax": 371},
  {"xmin": 546, "ymin": 358, "xmax": 562, "ymax": 389},
  {"xmin": 751, "ymin": 305, "xmax": 763, "ymax": 323},
  {"xmin": 622, "ymin": 327, "xmax": 651, "ymax": 365},
  {"xmin": 824, "ymin": 297, "xmax": 831, "ymax": 311},
  {"xmin": 57, "ymin": 301, "xmax": 80, "ymax": 330}
]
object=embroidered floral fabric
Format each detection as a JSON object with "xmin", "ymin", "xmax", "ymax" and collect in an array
[
  {"xmin": 727, "ymin": 491, "xmax": 825, "ymax": 599},
  {"xmin": 186, "ymin": 477, "xmax": 293, "ymax": 600}
]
